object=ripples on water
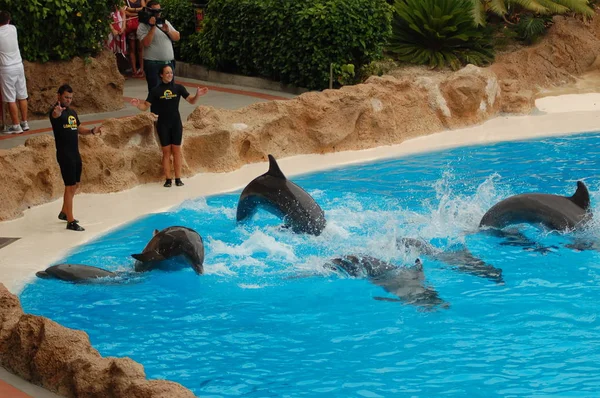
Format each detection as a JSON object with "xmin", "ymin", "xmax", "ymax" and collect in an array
[{"xmin": 20, "ymin": 132, "xmax": 600, "ymax": 396}]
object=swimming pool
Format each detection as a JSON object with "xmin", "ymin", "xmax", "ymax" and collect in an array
[{"xmin": 20, "ymin": 132, "xmax": 600, "ymax": 396}]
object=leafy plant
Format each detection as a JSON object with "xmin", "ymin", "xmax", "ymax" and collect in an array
[
  {"xmin": 197, "ymin": 0, "xmax": 393, "ymax": 89},
  {"xmin": 387, "ymin": 0, "xmax": 494, "ymax": 70},
  {"xmin": 470, "ymin": 0, "xmax": 594, "ymax": 26},
  {"xmin": 513, "ymin": 14, "xmax": 552, "ymax": 43},
  {"xmin": 0, "ymin": 0, "xmax": 119, "ymax": 62}
]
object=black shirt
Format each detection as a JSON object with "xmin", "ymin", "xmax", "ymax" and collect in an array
[
  {"xmin": 146, "ymin": 81, "xmax": 190, "ymax": 122},
  {"xmin": 49, "ymin": 106, "xmax": 81, "ymax": 159}
]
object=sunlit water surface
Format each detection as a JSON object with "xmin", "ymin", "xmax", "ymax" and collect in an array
[{"xmin": 21, "ymin": 132, "xmax": 600, "ymax": 397}]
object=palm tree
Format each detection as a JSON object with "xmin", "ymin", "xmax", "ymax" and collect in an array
[{"xmin": 470, "ymin": 0, "xmax": 595, "ymax": 25}]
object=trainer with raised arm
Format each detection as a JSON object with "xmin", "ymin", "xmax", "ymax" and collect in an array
[
  {"xmin": 130, "ymin": 65, "xmax": 207, "ymax": 187},
  {"xmin": 50, "ymin": 84, "xmax": 102, "ymax": 231}
]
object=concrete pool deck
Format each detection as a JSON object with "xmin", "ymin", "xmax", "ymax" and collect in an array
[{"xmin": 1, "ymin": 81, "xmax": 600, "ymax": 396}]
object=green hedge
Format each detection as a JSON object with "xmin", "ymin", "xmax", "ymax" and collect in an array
[
  {"xmin": 0, "ymin": 0, "xmax": 119, "ymax": 62},
  {"xmin": 160, "ymin": 0, "xmax": 197, "ymax": 60},
  {"xmin": 197, "ymin": 0, "xmax": 393, "ymax": 89}
]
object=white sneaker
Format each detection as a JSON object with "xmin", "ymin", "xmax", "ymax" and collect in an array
[
  {"xmin": 6, "ymin": 125, "xmax": 23, "ymax": 134},
  {"xmin": 20, "ymin": 121, "xmax": 29, "ymax": 131}
]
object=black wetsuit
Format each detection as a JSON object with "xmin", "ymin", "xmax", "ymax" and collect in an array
[
  {"xmin": 146, "ymin": 81, "xmax": 190, "ymax": 147},
  {"xmin": 49, "ymin": 106, "xmax": 81, "ymax": 186}
]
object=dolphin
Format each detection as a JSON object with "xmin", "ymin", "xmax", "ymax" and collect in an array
[
  {"xmin": 398, "ymin": 238, "xmax": 504, "ymax": 283},
  {"xmin": 324, "ymin": 255, "xmax": 449, "ymax": 309},
  {"xmin": 131, "ymin": 226, "xmax": 205, "ymax": 274},
  {"xmin": 236, "ymin": 154, "xmax": 326, "ymax": 236},
  {"xmin": 479, "ymin": 181, "xmax": 591, "ymax": 231},
  {"xmin": 36, "ymin": 264, "xmax": 117, "ymax": 282}
]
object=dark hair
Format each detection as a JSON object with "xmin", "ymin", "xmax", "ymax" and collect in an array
[
  {"xmin": 159, "ymin": 64, "xmax": 172, "ymax": 77},
  {"xmin": 57, "ymin": 84, "xmax": 73, "ymax": 95},
  {"xmin": 0, "ymin": 11, "xmax": 10, "ymax": 25},
  {"xmin": 146, "ymin": 0, "xmax": 160, "ymax": 8}
]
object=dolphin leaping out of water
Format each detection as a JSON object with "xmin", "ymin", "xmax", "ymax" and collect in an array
[
  {"xmin": 324, "ymin": 255, "xmax": 449, "ymax": 309},
  {"xmin": 236, "ymin": 154, "xmax": 327, "ymax": 236},
  {"xmin": 131, "ymin": 226, "xmax": 205, "ymax": 274},
  {"xmin": 479, "ymin": 181, "xmax": 591, "ymax": 231},
  {"xmin": 36, "ymin": 264, "xmax": 117, "ymax": 282}
]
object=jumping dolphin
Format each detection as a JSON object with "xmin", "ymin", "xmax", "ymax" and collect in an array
[
  {"xmin": 131, "ymin": 226, "xmax": 205, "ymax": 274},
  {"xmin": 324, "ymin": 255, "xmax": 449, "ymax": 309},
  {"xmin": 236, "ymin": 154, "xmax": 326, "ymax": 236},
  {"xmin": 36, "ymin": 264, "xmax": 117, "ymax": 282},
  {"xmin": 479, "ymin": 181, "xmax": 592, "ymax": 231},
  {"xmin": 398, "ymin": 238, "xmax": 504, "ymax": 283}
]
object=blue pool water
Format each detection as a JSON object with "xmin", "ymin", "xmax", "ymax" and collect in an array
[{"xmin": 21, "ymin": 132, "xmax": 600, "ymax": 397}]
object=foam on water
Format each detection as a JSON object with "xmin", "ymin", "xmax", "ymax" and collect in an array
[{"xmin": 19, "ymin": 132, "xmax": 600, "ymax": 396}]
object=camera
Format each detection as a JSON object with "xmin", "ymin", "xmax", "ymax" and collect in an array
[{"xmin": 139, "ymin": 7, "xmax": 165, "ymax": 26}]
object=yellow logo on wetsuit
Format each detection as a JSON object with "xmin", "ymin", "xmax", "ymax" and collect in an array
[
  {"xmin": 63, "ymin": 115, "xmax": 77, "ymax": 130},
  {"xmin": 160, "ymin": 90, "xmax": 178, "ymax": 100}
]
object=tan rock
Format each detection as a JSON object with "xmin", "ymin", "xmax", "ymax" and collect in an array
[{"xmin": 24, "ymin": 50, "xmax": 125, "ymax": 119}]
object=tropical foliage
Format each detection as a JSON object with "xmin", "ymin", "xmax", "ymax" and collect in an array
[
  {"xmin": 0, "ymin": 0, "xmax": 119, "ymax": 62},
  {"xmin": 387, "ymin": 0, "xmax": 495, "ymax": 70},
  {"xmin": 470, "ymin": 0, "xmax": 594, "ymax": 26},
  {"xmin": 198, "ymin": 0, "xmax": 393, "ymax": 89}
]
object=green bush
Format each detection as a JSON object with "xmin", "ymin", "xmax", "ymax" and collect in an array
[
  {"xmin": 387, "ymin": 0, "xmax": 494, "ymax": 70},
  {"xmin": 0, "ymin": 0, "xmax": 119, "ymax": 63},
  {"xmin": 198, "ymin": 0, "xmax": 393, "ymax": 89},
  {"xmin": 513, "ymin": 14, "xmax": 552, "ymax": 44},
  {"xmin": 160, "ymin": 0, "xmax": 197, "ymax": 60}
]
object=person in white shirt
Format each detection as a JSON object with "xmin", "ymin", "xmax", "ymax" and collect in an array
[{"xmin": 0, "ymin": 10, "xmax": 29, "ymax": 134}]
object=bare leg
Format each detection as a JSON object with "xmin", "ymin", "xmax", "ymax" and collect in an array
[
  {"xmin": 161, "ymin": 145, "xmax": 172, "ymax": 179},
  {"xmin": 7, "ymin": 102, "xmax": 19, "ymax": 125},
  {"xmin": 62, "ymin": 185, "xmax": 77, "ymax": 222},
  {"xmin": 137, "ymin": 40, "xmax": 144, "ymax": 75},
  {"xmin": 128, "ymin": 37, "xmax": 138, "ymax": 75},
  {"xmin": 17, "ymin": 99, "xmax": 27, "ymax": 121},
  {"xmin": 172, "ymin": 145, "xmax": 182, "ymax": 179}
]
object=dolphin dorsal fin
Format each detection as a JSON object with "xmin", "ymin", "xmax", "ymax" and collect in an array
[
  {"xmin": 267, "ymin": 154, "xmax": 286, "ymax": 179},
  {"xmin": 569, "ymin": 181, "xmax": 590, "ymax": 210}
]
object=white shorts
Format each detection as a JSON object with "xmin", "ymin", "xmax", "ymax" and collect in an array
[{"xmin": 0, "ymin": 63, "xmax": 28, "ymax": 102}]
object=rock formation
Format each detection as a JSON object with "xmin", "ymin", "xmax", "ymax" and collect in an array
[
  {"xmin": 0, "ymin": 284, "xmax": 195, "ymax": 397},
  {"xmin": 24, "ymin": 50, "xmax": 125, "ymax": 119}
]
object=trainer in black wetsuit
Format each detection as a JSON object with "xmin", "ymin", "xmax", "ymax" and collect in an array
[
  {"xmin": 130, "ymin": 64, "xmax": 208, "ymax": 187},
  {"xmin": 147, "ymin": 80, "xmax": 188, "ymax": 147},
  {"xmin": 49, "ymin": 84, "xmax": 101, "ymax": 231}
]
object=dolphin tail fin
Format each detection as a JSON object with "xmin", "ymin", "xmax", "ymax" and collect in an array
[
  {"xmin": 131, "ymin": 251, "xmax": 167, "ymax": 263},
  {"xmin": 267, "ymin": 154, "xmax": 286, "ymax": 179},
  {"xmin": 569, "ymin": 181, "xmax": 590, "ymax": 210}
]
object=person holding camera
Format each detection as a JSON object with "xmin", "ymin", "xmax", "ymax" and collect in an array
[{"xmin": 136, "ymin": 0, "xmax": 180, "ymax": 92}]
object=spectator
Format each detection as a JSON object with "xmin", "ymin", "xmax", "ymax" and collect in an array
[
  {"xmin": 49, "ymin": 84, "xmax": 102, "ymax": 232},
  {"xmin": 107, "ymin": 2, "xmax": 127, "ymax": 58},
  {"xmin": 137, "ymin": 0, "xmax": 180, "ymax": 92},
  {"xmin": 0, "ymin": 10, "xmax": 29, "ymax": 134},
  {"xmin": 125, "ymin": 0, "xmax": 146, "ymax": 77},
  {"xmin": 130, "ymin": 65, "xmax": 208, "ymax": 187}
]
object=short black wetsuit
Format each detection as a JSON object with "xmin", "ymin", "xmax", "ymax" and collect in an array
[
  {"xmin": 146, "ymin": 81, "xmax": 190, "ymax": 147},
  {"xmin": 49, "ymin": 106, "xmax": 82, "ymax": 186}
]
